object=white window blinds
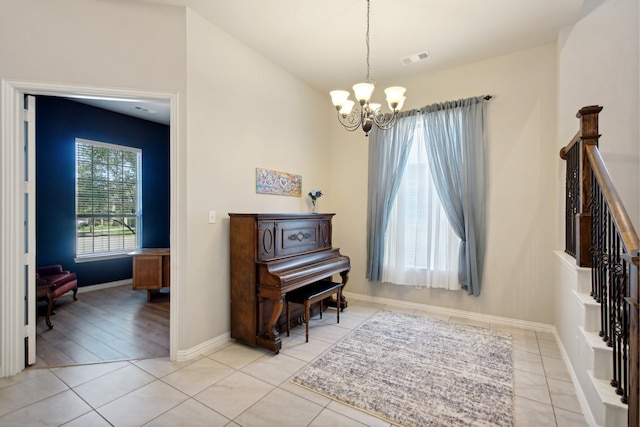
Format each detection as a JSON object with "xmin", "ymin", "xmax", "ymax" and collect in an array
[{"xmin": 75, "ymin": 138, "xmax": 142, "ymax": 257}]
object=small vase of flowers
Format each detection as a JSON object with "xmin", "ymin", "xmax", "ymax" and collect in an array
[{"xmin": 308, "ymin": 189, "xmax": 323, "ymax": 213}]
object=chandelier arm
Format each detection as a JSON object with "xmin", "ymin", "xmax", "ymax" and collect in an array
[
  {"xmin": 371, "ymin": 111, "xmax": 390, "ymax": 126},
  {"xmin": 337, "ymin": 109, "xmax": 364, "ymax": 132},
  {"xmin": 371, "ymin": 111, "xmax": 398, "ymax": 130}
]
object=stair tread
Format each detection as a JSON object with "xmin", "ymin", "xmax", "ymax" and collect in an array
[
  {"xmin": 587, "ymin": 370, "xmax": 628, "ymax": 409},
  {"xmin": 579, "ymin": 327, "xmax": 613, "ymax": 351},
  {"xmin": 573, "ymin": 290, "xmax": 600, "ymax": 306}
]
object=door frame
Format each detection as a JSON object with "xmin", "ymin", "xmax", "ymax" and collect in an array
[{"xmin": 0, "ymin": 79, "xmax": 180, "ymax": 377}]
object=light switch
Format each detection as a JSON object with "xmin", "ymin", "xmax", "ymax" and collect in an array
[{"xmin": 208, "ymin": 210, "xmax": 216, "ymax": 224}]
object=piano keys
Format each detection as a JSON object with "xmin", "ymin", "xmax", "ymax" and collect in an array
[{"xmin": 229, "ymin": 213, "xmax": 351, "ymax": 353}]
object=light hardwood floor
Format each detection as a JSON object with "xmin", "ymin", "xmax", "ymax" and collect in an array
[{"xmin": 33, "ymin": 284, "xmax": 169, "ymax": 368}]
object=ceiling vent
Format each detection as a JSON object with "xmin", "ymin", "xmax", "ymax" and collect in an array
[{"xmin": 400, "ymin": 52, "xmax": 430, "ymax": 66}]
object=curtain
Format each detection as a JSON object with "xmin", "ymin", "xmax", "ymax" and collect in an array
[
  {"xmin": 420, "ymin": 97, "xmax": 486, "ymax": 295},
  {"xmin": 381, "ymin": 129, "xmax": 461, "ymax": 289},
  {"xmin": 366, "ymin": 96, "xmax": 487, "ymax": 295},
  {"xmin": 365, "ymin": 112, "xmax": 418, "ymax": 281}
]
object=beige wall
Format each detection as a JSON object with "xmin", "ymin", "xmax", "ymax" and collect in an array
[
  {"xmin": 329, "ymin": 44, "xmax": 559, "ymax": 324},
  {"xmin": 554, "ymin": 0, "xmax": 639, "ymax": 415},
  {"xmin": 2, "ymin": 0, "xmax": 637, "ymax": 358},
  {"xmin": 557, "ymin": 0, "xmax": 639, "ymax": 231},
  {"xmin": 0, "ymin": 0, "xmax": 186, "ymax": 92},
  {"xmin": 181, "ymin": 10, "xmax": 333, "ymax": 348},
  {"xmin": 0, "ymin": 0, "xmax": 333, "ymax": 355},
  {"xmin": 328, "ymin": 0, "xmax": 639, "ymax": 326}
]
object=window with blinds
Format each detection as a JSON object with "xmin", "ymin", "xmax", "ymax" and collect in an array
[{"xmin": 75, "ymin": 138, "xmax": 142, "ymax": 258}]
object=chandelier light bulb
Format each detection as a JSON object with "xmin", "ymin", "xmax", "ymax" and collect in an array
[
  {"xmin": 352, "ymin": 83, "xmax": 375, "ymax": 104},
  {"xmin": 330, "ymin": 90, "xmax": 351, "ymax": 109},
  {"xmin": 340, "ymin": 100, "xmax": 356, "ymax": 116},
  {"xmin": 396, "ymin": 96, "xmax": 406, "ymax": 111},
  {"xmin": 369, "ymin": 103, "xmax": 381, "ymax": 113},
  {"xmin": 384, "ymin": 86, "xmax": 406, "ymax": 111}
]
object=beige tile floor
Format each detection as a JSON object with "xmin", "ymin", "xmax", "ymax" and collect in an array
[{"xmin": 0, "ymin": 301, "xmax": 588, "ymax": 426}]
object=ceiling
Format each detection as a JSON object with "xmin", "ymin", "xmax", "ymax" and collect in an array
[
  {"xmin": 84, "ymin": 0, "xmax": 592, "ymax": 124},
  {"xmin": 69, "ymin": 96, "xmax": 171, "ymax": 125}
]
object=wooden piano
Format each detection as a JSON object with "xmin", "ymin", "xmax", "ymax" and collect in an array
[{"xmin": 229, "ymin": 213, "xmax": 350, "ymax": 353}]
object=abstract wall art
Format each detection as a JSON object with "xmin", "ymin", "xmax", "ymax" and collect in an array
[{"xmin": 255, "ymin": 168, "xmax": 302, "ymax": 197}]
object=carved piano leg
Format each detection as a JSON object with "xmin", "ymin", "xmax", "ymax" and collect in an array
[{"xmin": 257, "ymin": 296, "xmax": 283, "ymax": 354}]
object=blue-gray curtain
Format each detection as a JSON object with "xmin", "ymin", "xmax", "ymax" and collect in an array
[
  {"xmin": 421, "ymin": 97, "xmax": 486, "ymax": 295},
  {"xmin": 366, "ymin": 96, "xmax": 487, "ymax": 296},
  {"xmin": 365, "ymin": 112, "xmax": 418, "ymax": 281}
]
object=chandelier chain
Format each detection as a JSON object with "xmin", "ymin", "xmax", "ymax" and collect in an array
[{"xmin": 365, "ymin": 0, "xmax": 370, "ymax": 83}]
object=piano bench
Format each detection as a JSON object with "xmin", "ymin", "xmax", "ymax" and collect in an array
[{"xmin": 286, "ymin": 281, "xmax": 343, "ymax": 343}]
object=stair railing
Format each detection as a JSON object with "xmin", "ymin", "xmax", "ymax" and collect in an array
[{"xmin": 560, "ymin": 105, "xmax": 639, "ymax": 426}]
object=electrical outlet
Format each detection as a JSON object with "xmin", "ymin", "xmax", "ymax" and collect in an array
[{"xmin": 208, "ymin": 210, "xmax": 216, "ymax": 224}]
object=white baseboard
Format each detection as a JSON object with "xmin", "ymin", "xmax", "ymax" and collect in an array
[
  {"xmin": 553, "ymin": 329, "xmax": 599, "ymax": 427},
  {"xmin": 78, "ymin": 279, "xmax": 132, "ymax": 293},
  {"xmin": 344, "ymin": 291, "xmax": 556, "ymax": 333},
  {"xmin": 176, "ymin": 333, "xmax": 231, "ymax": 362}
]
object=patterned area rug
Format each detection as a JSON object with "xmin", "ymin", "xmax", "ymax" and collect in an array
[{"xmin": 292, "ymin": 310, "xmax": 513, "ymax": 426}]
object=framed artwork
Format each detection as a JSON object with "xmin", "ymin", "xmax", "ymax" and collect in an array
[{"xmin": 255, "ymin": 168, "xmax": 302, "ymax": 197}]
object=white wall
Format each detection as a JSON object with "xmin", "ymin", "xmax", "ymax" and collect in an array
[
  {"xmin": 3, "ymin": 0, "xmax": 637, "ymax": 363},
  {"xmin": 0, "ymin": 0, "xmax": 333, "ymax": 360},
  {"xmin": 330, "ymin": 44, "xmax": 559, "ymax": 324},
  {"xmin": 0, "ymin": 0, "xmax": 188, "ymax": 372},
  {"xmin": 557, "ymin": 0, "xmax": 640, "ymax": 232},
  {"xmin": 554, "ymin": 1, "xmax": 639, "ymax": 418},
  {"xmin": 182, "ymin": 11, "xmax": 334, "ymax": 349},
  {"xmin": 0, "ymin": 0, "xmax": 186, "ymax": 92}
]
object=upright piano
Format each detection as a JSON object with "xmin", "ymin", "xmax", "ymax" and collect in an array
[{"xmin": 229, "ymin": 213, "xmax": 350, "ymax": 353}]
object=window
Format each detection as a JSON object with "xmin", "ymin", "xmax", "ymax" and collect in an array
[
  {"xmin": 382, "ymin": 129, "xmax": 460, "ymax": 289},
  {"xmin": 75, "ymin": 138, "xmax": 142, "ymax": 259}
]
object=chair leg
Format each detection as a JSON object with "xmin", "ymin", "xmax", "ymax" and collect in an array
[
  {"xmin": 45, "ymin": 287, "xmax": 54, "ymax": 329},
  {"xmin": 72, "ymin": 287, "xmax": 78, "ymax": 301},
  {"xmin": 304, "ymin": 302, "xmax": 310, "ymax": 342},
  {"xmin": 336, "ymin": 288, "xmax": 341, "ymax": 324},
  {"xmin": 286, "ymin": 300, "xmax": 290, "ymax": 337}
]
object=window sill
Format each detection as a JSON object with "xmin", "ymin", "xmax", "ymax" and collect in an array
[{"xmin": 74, "ymin": 252, "xmax": 132, "ymax": 263}]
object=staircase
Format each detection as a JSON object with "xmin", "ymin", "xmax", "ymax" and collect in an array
[
  {"xmin": 558, "ymin": 105, "xmax": 639, "ymax": 427},
  {"xmin": 560, "ymin": 254, "xmax": 628, "ymax": 426}
]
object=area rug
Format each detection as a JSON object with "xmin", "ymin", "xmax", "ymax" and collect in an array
[{"xmin": 292, "ymin": 310, "xmax": 513, "ymax": 426}]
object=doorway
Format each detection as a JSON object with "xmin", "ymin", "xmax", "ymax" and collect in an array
[{"xmin": 0, "ymin": 80, "xmax": 179, "ymax": 377}]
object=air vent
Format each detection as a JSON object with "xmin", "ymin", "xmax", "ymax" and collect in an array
[{"xmin": 400, "ymin": 51, "xmax": 430, "ymax": 66}]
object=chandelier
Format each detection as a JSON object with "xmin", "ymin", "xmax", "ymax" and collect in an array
[{"xmin": 329, "ymin": 0, "xmax": 406, "ymax": 136}]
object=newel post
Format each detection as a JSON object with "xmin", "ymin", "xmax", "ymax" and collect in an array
[{"xmin": 575, "ymin": 105, "xmax": 602, "ymax": 268}]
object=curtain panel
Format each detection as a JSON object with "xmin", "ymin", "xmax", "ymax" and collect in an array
[
  {"xmin": 366, "ymin": 112, "xmax": 418, "ymax": 282},
  {"xmin": 366, "ymin": 96, "xmax": 487, "ymax": 296}
]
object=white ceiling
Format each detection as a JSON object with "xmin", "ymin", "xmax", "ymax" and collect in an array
[
  {"xmin": 69, "ymin": 96, "xmax": 171, "ymax": 125},
  {"xmin": 84, "ymin": 0, "xmax": 592, "ymax": 124},
  {"xmin": 143, "ymin": 0, "xmax": 587, "ymax": 93}
]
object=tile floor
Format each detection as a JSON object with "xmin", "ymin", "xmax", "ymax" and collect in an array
[{"xmin": 0, "ymin": 301, "xmax": 588, "ymax": 426}]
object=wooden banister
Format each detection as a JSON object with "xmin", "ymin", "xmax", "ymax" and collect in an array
[
  {"xmin": 559, "ymin": 130, "xmax": 581, "ymax": 159},
  {"xmin": 585, "ymin": 146, "xmax": 639, "ymax": 253}
]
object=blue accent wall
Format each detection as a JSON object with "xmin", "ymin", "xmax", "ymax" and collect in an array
[{"xmin": 36, "ymin": 96, "xmax": 170, "ymax": 286}]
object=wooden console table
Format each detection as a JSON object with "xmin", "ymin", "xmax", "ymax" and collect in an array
[{"xmin": 128, "ymin": 248, "xmax": 170, "ymax": 301}]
